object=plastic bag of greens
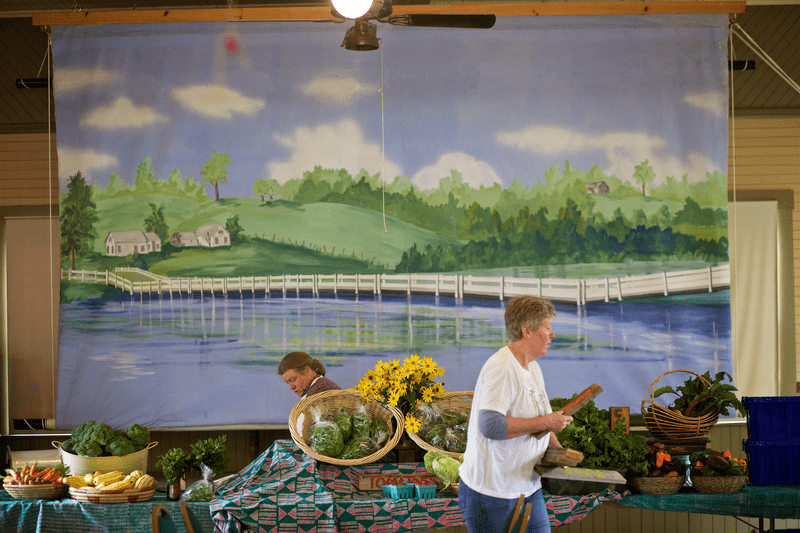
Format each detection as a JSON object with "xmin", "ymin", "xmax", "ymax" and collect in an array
[
  {"xmin": 324, "ymin": 410, "xmax": 353, "ymax": 442},
  {"xmin": 351, "ymin": 405, "xmax": 373, "ymax": 439},
  {"xmin": 339, "ymin": 435, "xmax": 379, "ymax": 460},
  {"xmin": 420, "ymin": 421, "xmax": 448, "ymax": 448},
  {"xmin": 307, "ymin": 406, "xmax": 345, "ymax": 457},
  {"xmin": 444, "ymin": 426, "xmax": 467, "ymax": 453},
  {"xmin": 370, "ymin": 417, "xmax": 391, "ymax": 446},
  {"xmin": 181, "ymin": 463, "xmax": 216, "ymax": 502}
]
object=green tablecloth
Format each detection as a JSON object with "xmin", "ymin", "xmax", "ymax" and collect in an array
[
  {"xmin": 0, "ymin": 491, "xmax": 214, "ymax": 533},
  {"xmin": 618, "ymin": 485, "xmax": 800, "ymax": 519}
]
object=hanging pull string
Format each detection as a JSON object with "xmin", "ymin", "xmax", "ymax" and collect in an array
[
  {"xmin": 46, "ymin": 28, "xmax": 57, "ymax": 421},
  {"xmin": 732, "ymin": 23, "xmax": 800, "ymax": 97},
  {"xmin": 728, "ymin": 18, "xmax": 738, "ymax": 378},
  {"xmin": 380, "ymin": 38, "xmax": 387, "ymax": 233}
]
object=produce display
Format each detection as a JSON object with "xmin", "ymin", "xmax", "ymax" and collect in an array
[
  {"xmin": 415, "ymin": 402, "xmax": 469, "ymax": 453},
  {"xmin": 551, "ymin": 396, "xmax": 649, "ymax": 477},
  {"xmin": 61, "ymin": 420, "xmax": 151, "ymax": 457},
  {"xmin": 307, "ymin": 405, "xmax": 391, "ymax": 460},
  {"xmin": 642, "ymin": 442, "xmax": 687, "ymax": 477},
  {"xmin": 690, "ymin": 448, "xmax": 747, "ymax": 477},
  {"xmin": 64, "ymin": 469, "xmax": 155, "ymax": 492},
  {"xmin": 3, "ymin": 462, "xmax": 69, "ymax": 487}
]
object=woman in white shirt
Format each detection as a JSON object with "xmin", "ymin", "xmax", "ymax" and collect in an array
[{"xmin": 458, "ymin": 296, "xmax": 573, "ymax": 533}]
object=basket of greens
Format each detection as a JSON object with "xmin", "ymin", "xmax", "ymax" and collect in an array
[{"xmin": 289, "ymin": 389, "xmax": 404, "ymax": 465}]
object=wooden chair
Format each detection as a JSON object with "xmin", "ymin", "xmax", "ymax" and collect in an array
[{"xmin": 501, "ymin": 494, "xmax": 532, "ymax": 533}]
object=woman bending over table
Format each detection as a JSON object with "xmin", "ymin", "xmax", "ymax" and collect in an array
[
  {"xmin": 278, "ymin": 351, "xmax": 341, "ymax": 399},
  {"xmin": 458, "ymin": 295, "xmax": 573, "ymax": 533}
]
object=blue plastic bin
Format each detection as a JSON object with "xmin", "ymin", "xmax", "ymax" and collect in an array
[
  {"xmin": 742, "ymin": 396, "xmax": 800, "ymax": 441},
  {"xmin": 742, "ymin": 439, "xmax": 800, "ymax": 486}
]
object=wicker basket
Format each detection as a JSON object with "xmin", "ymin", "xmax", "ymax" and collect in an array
[
  {"xmin": 641, "ymin": 370, "xmax": 719, "ymax": 441},
  {"xmin": 3, "ymin": 482, "xmax": 69, "ymax": 500},
  {"xmin": 288, "ymin": 389, "xmax": 404, "ymax": 466},
  {"xmin": 630, "ymin": 475, "xmax": 686, "ymax": 495},
  {"xmin": 407, "ymin": 391, "xmax": 472, "ymax": 459},
  {"xmin": 691, "ymin": 475, "xmax": 746, "ymax": 494}
]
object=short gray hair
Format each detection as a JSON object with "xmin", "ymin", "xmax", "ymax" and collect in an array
[{"xmin": 504, "ymin": 296, "xmax": 556, "ymax": 342}]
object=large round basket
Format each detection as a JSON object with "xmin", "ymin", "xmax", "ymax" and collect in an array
[
  {"xmin": 407, "ymin": 391, "xmax": 473, "ymax": 459},
  {"xmin": 630, "ymin": 476, "xmax": 686, "ymax": 495},
  {"xmin": 691, "ymin": 475, "xmax": 746, "ymax": 494},
  {"xmin": 641, "ymin": 370, "xmax": 719, "ymax": 441},
  {"xmin": 288, "ymin": 389, "xmax": 404, "ymax": 466}
]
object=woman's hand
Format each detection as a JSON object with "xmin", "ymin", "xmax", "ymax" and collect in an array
[{"xmin": 542, "ymin": 409, "xmax": 573, "ymax": 433}]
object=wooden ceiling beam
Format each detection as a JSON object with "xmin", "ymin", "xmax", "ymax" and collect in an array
[{"xmin": 32, "ymin": 1, "xmax": 747, "ymax": 25}]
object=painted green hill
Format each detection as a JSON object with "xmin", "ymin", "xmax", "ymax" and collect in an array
[{"xmin": 93, "ymin": 195, "xmax": 464, "ymax": 271}]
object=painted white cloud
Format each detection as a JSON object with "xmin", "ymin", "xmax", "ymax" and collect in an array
[
  {"xmin": 497, "ymin": 126, "xmax": 665, "ymax": 156},
  {"xmin": 53, "ymin": 67, "xmax": 119, "ymax": 94},
  {"xmin": 301, "ymin": 76, "xmax": 378, "ymax": 104},
  {"xmin": 57, "ymin": 146, "xmax": 119, "ymax": 184},
  {"xmin": 80, "ymin": 96, "xmax": 168, "ymax": 130},
  {"xmin": 684, "ymin": 90, "xmax": 727, "ymax": 118},
  {"xmin": 267, "ymin": 120, "xmax": 402, "ymax": 184},
  {"xmin": 172, "ymin": 84, "xmax": 265, "ymax": 119},
  {"xmin": 412, "ymin": 152, "xmax": 503, "ymax": 191}
]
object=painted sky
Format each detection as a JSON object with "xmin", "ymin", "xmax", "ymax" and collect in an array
[{"xmin": 51, "ymin": 14, "xmax": 729, "ymax": 200}]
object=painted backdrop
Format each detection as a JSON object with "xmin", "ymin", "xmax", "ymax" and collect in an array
[{"xmin": 52, "ymin": 14, "xmax": 731, "ymax": 428}]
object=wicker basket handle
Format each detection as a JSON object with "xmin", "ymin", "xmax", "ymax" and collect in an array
[{"xmin": 643, "ymin": 369, "xmax": 711, "ymax": 405}]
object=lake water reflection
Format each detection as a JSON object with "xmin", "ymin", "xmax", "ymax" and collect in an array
[{"xmin": 56, "ymin": 292, "xmax": 731, "ymax": 429}]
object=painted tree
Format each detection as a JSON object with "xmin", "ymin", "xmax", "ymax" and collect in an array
[
  {"xmin": 60, "ymin": 171, "xmax": 99, "ymax": 270},
  {"xmin": 144, "ymin": 203, "xmax": 169, "ymax": 243},
  {"xmin": 633, "ymin": 159, "xmax": 656, "ymax": 196},
  {"xmin": 200, "ymin": 151, "xmax": 232, "ymax": 200},
  {"xmin": 252, "ymin": 178, "xmax": 279, "ymax": 201},
  {"xmin": 225, "ymin": 215, "xmax": 246, "ymax": 243}
]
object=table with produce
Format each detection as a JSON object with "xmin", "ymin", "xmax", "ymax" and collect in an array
[{"xmin": 4, "ymin": 368, "xmax": 799, "ymax": 533}]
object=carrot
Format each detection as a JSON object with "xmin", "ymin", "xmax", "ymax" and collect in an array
[
  {"xmin": 32, "ymin": 467, "xmax": 53, "ymax": 480},
  {"xmin": 21, "ymin": 465, "xmax": 29, "ymax": 477}
]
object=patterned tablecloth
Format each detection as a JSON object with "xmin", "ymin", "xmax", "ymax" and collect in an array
[
  {"xmin": 210, "ymin": 439, "xmax": 622, "ymax": 532},
  {"xmin": 0, "ymin": 439, "xmax": 619, "ymax": 533}
]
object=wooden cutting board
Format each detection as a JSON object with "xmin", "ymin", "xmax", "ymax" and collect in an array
[
  {"xmin": 540, "ymin": 447, "xmax": 584, "ymax": 467},
  {"xmin": 533, "ymin": 383, "xmax": 603, "ymax": 438}
]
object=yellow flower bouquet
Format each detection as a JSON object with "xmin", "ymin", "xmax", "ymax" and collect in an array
[{"xmin": 353, "ymin": 354, "xmax": 446, "ymax": 433}]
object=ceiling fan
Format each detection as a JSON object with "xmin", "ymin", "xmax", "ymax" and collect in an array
[{"xmin": 332, "ymin": 0, "xmax": 496, "ymax": 51}]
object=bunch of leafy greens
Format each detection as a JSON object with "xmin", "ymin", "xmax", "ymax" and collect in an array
[
  {"xmin": 653, "ymin": 371, "xmax": 746, "ymax": 418},
  {"xmin": 551, "ymin": 397, "xmax": 648, "ymax": 477}
]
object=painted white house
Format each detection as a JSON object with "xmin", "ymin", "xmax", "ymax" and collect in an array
[
  {"xmin": 105, "ymin": 231, "xmax": 162, "ymax": 257},
  {"xmin": 196, "ymin": 223, "xmax": 230, "ymax": 248},
  {"xmin": 171, "ymin": 231, "xmax": 200, "ymax": 248}
]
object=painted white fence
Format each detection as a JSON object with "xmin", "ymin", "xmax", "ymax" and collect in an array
[{"xmin": 61, "ymin": 264, "xmax": 730, "ymax": 305}]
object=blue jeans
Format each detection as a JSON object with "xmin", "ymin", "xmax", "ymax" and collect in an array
[{"xmin": 458, "ymin": 481, "xmax": 550, "ymax": 533}]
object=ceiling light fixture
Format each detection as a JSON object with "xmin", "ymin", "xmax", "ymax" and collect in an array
[
  {"xmin": 332, "ymin": 0, "xmax": 374, "ymax": 20},
  {"xmin": 341, "ymin": 19, "xmax": 379, "ymax": 51}
]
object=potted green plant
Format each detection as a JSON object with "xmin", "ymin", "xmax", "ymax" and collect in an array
[{"xmin": 155, "ymin": 448, "xmax": 192, "ymax": 500}]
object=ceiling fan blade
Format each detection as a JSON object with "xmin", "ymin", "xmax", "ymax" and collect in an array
[{"xmin": 386, "ymin": 13, "xmax": 496, "ymax": 28}]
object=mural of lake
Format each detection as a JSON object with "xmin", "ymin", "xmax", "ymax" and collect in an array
[{"xmin": 56, "ymin": 293, "xmax": 732, "ymax": 429}]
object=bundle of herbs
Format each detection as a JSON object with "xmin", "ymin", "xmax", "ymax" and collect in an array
[{"xmin": 551, "ymin": 397, "xmax": 648, "ymax": 477}]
